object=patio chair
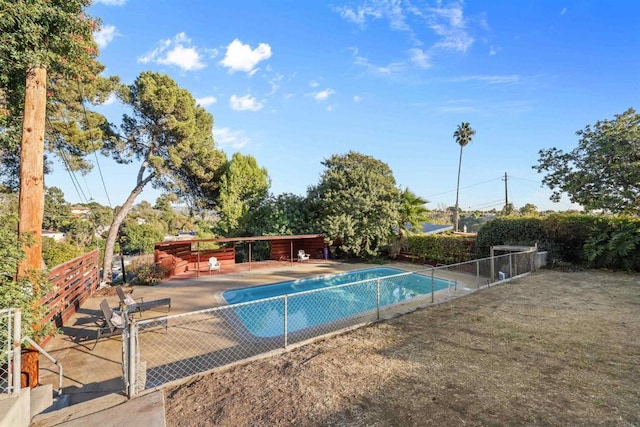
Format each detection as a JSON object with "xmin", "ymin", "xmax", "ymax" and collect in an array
[
  {"xmin": 208, "ymin": 256, "xmax": 221, "ymax": 274},
  {"xmin": 297, "ymin": 250, "xmax": 310, "ymax": 262},
  {"xmin": 115, "ymin": 285, "xmax": 171, "ymax": 317},
  {"xmin": 93, "ymin": 299, "xmax": 126, "ymax": 350}
]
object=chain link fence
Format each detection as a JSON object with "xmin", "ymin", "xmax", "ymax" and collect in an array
[
  {"xmin": 1, "ymin": 308, "xmax": 21, "ymax": 395},
  {"xmin": 127, "ymin": 250, "xmax": 538, "ymax": 396}
]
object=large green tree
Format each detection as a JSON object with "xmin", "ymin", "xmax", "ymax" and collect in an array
[
  {"xmin": 534, "ymin": 108, "xmax": 640, "ymax": 214},
  {"xmin": 100, "ymin": 72, "xmax": 225, "ymax": 282},
  {"xmin": 214, "ymin": 152, "xmax": 270, "ymax": 236},
  {"xmin": 120, "ymin": 221, "xmax": 165, "ymax": 255},
  {"xmin": 247, "ymin": 193, "xmax": 312, "ymax": 236},
  {"xmin": 310, "ymin": 151, "xmax": 401, "ymax": 258},
  {"xmin": 0, "ymin": 0, "xmax": 113, "ymax": 273},
  {"xmin": 43, "ymin": 186, "xmax": 73, "ymax": 231},
  {"xmin": 453, "ymin": 122, "xmax": 476, "ymax": 232}
]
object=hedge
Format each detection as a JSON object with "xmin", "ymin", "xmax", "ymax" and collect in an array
[{"xmin": 405, "ymin": 234, "xmax": 474, "ymax": 265}]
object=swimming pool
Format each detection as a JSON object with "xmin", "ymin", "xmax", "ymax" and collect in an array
[{"xmin": 223, "ymin": 267, "xmax": 450, "ymax": 338}]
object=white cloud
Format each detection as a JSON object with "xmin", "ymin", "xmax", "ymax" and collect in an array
[
  {"xmin": 195, "ymin": 96, "xmax": 217, "ymax": 106},
  {"xmin": 94, "ymin": 24, "xmax": 118, "ymax": 48},
  {"xmin": 158, "ymin": 45, "xmax": 205, "ymax": 70},
  {"xmin": 314, "ymin": 89, "xmax": 335, "ymax": 102},
  {"xmin": 338, "ymin": 1, "xmax": 477, "ymax": 58},
  {"xmin": 489, "ymin": 45, "xmax": 501, "ymax": 56},
  {"xmin": 229, "ymin": 94, "xmax": 264, "ymax": 111},
  {"xmin": 450, "ymin": 75, "xmax": 520, "ymax": 85},
  {"xmin": 335, "ymin": 4, "xmax": 382, "ymax": 25},
  {"xmin": 309, "ymin": 80, "xmax": 320, "ymax": 88},
  {"xmin": 427, "ymin": 5, "xmax": 474, "ymax": 52},
  {"xmin": 353, "ymin": 95, "xmax": 363, "ymax": 102},
  {"xmin": 560, "ymin": 7, "xmax": 567, "ymax": 15},
  {"xmin": 138, "ymin": 32, "xmax": 205, "ymax": 71},
  {"xmin": 351, "ymin": 47, "xmax": 405, "ymax": 75},
  {"xmin": 94, "ymin": 0, "xmax": 126, "ymax": 5},
  {"xmin": 101, "ymin": 93, "xmax": 118, "ymax": 106},
  {"xmin": 219, "ymin": 39, "xmax": 272, "ymax": 74},
  {"xmin": 409, "ymin": 48, "xmax": 430, "ymax": 69},
  {"xmin": 215, "ymin": 127, "xmax": 250, "ymax": 149},
  {"xmin": 267, "ymin": 74, "xmax": 283, "ymax": 95},
  {"xmin": 335, "ymin": 2, "xmax": 409, "ymax": 30}
]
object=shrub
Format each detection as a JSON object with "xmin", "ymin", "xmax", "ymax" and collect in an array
[
  {"xmin": 0, "ymin": 213, "xmax": 56, "ymax": 343},
  {"xmin": 129, "ymin": 255, "xmax": 169, "ymax": 286},
  {"xmin": 476, "ymin": 213, "xmax": 640, "ymax": 271},
  {"xmin": 406, "ymin": 234, "xmax": 474, "ymax": 265},
  {"xmin": 475, "ymin": 217, "xmax": 545, "ymax": 256},
  {"xmin": 584, "ymin": 216, "xmax": 640, "ymax": 271},
  {"xmin": 42, "ymin": 237, "xmax": 85, "ymax": 268}
]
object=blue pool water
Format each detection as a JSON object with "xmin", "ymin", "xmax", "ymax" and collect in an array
[{"xmin": 223, "ymin": 267, "xmax": 450, "ymax": 338}]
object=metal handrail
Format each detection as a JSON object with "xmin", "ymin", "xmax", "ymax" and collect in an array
[{"xmin": 22, "ymin": 336, "xmax": 63, "ymax": 396}]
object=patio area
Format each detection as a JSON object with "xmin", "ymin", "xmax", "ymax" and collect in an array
[{"xmin": 37, "ymin": 260, "xmax": 394, "ymax": 406}]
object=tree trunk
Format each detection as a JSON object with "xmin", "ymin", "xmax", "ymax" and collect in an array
[
  {"xmin": 454, "ymin": 144, "xmax": 464, "ymax": 232},
  {"xmin": 102, "ymin": 173, "xmax": 155, "ymax": 283},
  {"xmin": 17, "ymin": 67, "xmax": 47, "ymax": 276}
]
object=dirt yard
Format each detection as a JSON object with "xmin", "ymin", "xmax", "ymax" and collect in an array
[{"xmin": 164, "ymin": 269, "xmax": 640, "ymax": 426}]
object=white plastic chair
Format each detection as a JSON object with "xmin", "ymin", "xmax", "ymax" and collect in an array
[
  {"xmin": 297, "ymin": 250, "xmax": 310, "ymax": 262},
  {"xmin": 208, "ymin": 257, "xmax": 221, "ymax": 273}
]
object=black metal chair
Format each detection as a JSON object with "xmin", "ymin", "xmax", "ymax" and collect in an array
[
  {"xmin": 93, "ymin": 299, "xmax": 126, "ymax": 350},
  {"xmin": 115, "ymin": 285, "xmax": 171, "ymax": 318}
]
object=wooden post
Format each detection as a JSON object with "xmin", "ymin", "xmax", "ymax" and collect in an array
[{"xmin": 17, "ymin": 67, "xmax": 47, "ymax": 276}]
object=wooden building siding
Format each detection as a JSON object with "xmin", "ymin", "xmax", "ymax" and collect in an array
[
  {"xmin": 270, "ymin": 236, "xmax": 326, "ymax": 260},
  {"xmin": 155, "ymin": 234, "xmax": 326, "ymax": 278}
]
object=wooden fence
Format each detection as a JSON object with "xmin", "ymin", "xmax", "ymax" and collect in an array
[{"xmin": 43, "ymin": 249, "xmax": 100, "ymax": 329}]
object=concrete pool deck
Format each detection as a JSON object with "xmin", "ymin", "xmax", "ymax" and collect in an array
[
  {"xmin": 33, "ymin": 259, "xmax": 464, "ymax": 425},
  {"xmin": 35, "ymin": 262, "xmax": 392, "ymax": 403}
]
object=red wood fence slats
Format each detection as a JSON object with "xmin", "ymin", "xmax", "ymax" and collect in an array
[
  {"xmin": 270, "ymin": 237, "xmax": 326, "ymax": 260},
  {"xmin": 41, "ymin": 249, "xmax": 100, "ymax": 329}
]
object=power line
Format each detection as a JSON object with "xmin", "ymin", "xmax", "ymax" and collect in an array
[
  {"xmin": 77, "ymin": 80, "xmax": 113, "ymax": 208},
  {"xmin": 468, "ymin": 198, "xmax": 504, "ymax": 210},
  {"xmin": 510, "ymin": 175, "xmax": 542, "ymax": 185},
  {"xmin": 508, "ymin": 174, "xmax": 577, "ymax": 209},
  {"xmin": 425, "ymin": 176, "xmax": 503, "ymax": 198},
  {"xmin": 46, "ymin": 117, "xmax": 90, "ymax": 204}
]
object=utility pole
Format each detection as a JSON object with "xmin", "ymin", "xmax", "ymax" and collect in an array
[
  {"xmin": 17, "ymin": 67, "xmax": 47, "ymax": 276},
  {"xmin": 504, "ymin": 172, "xmax": 508, "ymax": 208}
]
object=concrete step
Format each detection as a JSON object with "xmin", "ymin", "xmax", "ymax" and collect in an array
[
  {"xmin": 30, "ymin": 385, "xmax": 53, "ymax": 419},
  {"xmin": 30, "ymin": 393, "xmax": 126, "ymax": 426},
  {"xmin": 30, "ymin": 391, "xmax": 164, "ymax": 427}
]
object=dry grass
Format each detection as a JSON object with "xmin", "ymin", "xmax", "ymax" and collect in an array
[{"xmin": 164, "ymin": 269, "xmax": 640, "ymax": 426}]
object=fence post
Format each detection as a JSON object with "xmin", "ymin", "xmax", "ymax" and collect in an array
[
  {"xmin": 376, "ymin": 278, "xmax": 381, "ymax": 320},
  {"xmin": 283, "ymin": 295, "xmax": 288, "ymax": 349},
  {"xmin": 127, "ymin": 319, "xmax": 136, "ymax": 398},
  {"xmin": 476, "ymin": 261, "xmax": 480, "ymax": 289},
  {"xmin": 431, "ymin": 269, "xmax": 435, "ymax": 303},
  {"xmin": 12, "ymin": 309, "xmax": 21, "ymax": 394},
  {"xmin": 509, "ymin": 254, "xmax": 513, "ymax": 278}
]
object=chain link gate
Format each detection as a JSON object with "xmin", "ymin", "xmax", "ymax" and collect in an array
[{"xmin": 1, "ymin": 308, "xmax": 21, "ymax": 395}]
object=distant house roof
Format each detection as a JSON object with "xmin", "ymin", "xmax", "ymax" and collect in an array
[
  {"xmin": 42, "ymin": 230, "xmax": 65, "ymax": 241},
  {"xmin": 421, "ymin": 223, "xmax": 453, "ymax": 235}
]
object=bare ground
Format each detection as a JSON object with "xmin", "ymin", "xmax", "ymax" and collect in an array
[{"xmin": 164, "ymin": 269, "xmax": 640, "ymax": 426}]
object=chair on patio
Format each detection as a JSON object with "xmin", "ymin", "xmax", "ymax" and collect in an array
[
  {"xmin": 208, "ymin": 256, "xmax": 221, "ymax": 274},
  {"xmin": 115, "ymin": 285, "xmax": 171, "ymax": 318},
  {"xmin": 93, "ymin": 299, "xmax": 126, "ymax": 350},
  {"xmin": 297, "ymin": 250, "xmax": 310, "ymax": 262}
]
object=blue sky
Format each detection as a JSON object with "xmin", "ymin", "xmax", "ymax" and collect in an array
[{"xmin": 46, "ymin": 0, "xmax": 640, "ymax": 212}]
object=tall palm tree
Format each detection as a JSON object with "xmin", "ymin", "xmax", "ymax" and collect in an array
[{"xmin": 453, "ymin": 122, "xmax": 476, "ymax": 232}]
